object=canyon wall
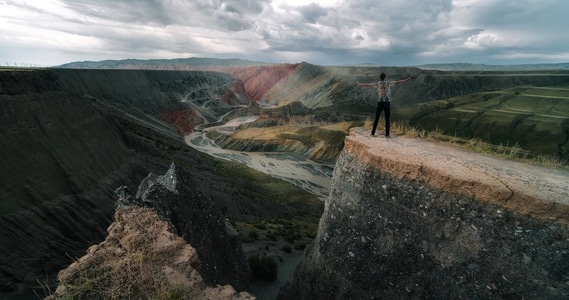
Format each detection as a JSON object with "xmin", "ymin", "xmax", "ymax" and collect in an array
[
  {"xmin": 0, "ymin": 71, "xmax": 151, "ymax": 293},
  {"xmin": 50, "ymin": 68, "xmax": 251, "ymax": 133},
  {"xmin": 59, "ymin": 60, "xmax": 569, "ymax": 110},
  {"xmin": 132, "ymin": 163, "xmax": 251, "ymax": 291},
  {"xmin": 0, "ymin": 68, "xmax": 254, "ymax": 296},
  {"xmin": 1, "ymin": 68, "xmax": 326, "ymax": 297},
  {"xmin": 280, "ymin": 128, "xmax": 569, "ymax": 299}
]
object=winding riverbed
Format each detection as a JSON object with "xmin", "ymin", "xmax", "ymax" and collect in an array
[{"xmin": 184, "ymin": 116, "xmax": 333, "ymax": 200}]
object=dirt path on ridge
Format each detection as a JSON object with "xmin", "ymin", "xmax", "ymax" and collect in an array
[{"xmin": 346, "ymin": 127, "xmax": 569, "ymax": 224}]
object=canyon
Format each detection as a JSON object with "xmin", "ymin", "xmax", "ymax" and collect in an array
[
  {"xmin": 0, "ymin": 67, "xmax": 321, "ymax": 297},
  {"xmin": 1, "ymin": 61, "xmax": 568, "ymax": 298}
]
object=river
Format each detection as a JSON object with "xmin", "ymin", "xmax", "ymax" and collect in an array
[{"xmin": 184, "ymin": 116, "xmax": 333, "ymax": 200}]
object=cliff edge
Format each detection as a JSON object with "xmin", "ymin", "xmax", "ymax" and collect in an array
[
  {"xmin": 281, "ymin": 127, "xmax": 569, "ymax": 299},
  {"xmin": 345, "ymin": 127, "xmax": 569, "ymax": 224}
]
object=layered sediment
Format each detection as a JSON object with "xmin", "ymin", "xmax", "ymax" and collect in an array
[
  {"xmin": 0, "ymin": 68, "xmax": 252, "ymax": 295},
  {"xmin": 280, "ymin": 127, "xmax": 569, "ymax": 299},
  {"xmin": 0, "ymin": 85, "xmax": 150, "ymax": 293}
]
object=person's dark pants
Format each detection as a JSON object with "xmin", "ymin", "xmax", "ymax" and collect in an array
[{"xmin": 371, "ymin": 101, "xmax": 390, "ymax": 136}]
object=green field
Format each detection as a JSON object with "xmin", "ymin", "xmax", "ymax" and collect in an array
[{"xmin": 396, "ymin": 85, "xmax": 569, "ymax": 160}]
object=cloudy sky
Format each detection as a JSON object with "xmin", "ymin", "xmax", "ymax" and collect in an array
[{"xmin": 1, "ymin": 0, "xmax": 568, "ymax": 67}]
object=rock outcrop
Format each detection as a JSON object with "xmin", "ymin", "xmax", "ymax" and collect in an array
[
  {"xmin": 50, "ymin": 162, "xmax": 253, "ymax": 298},
  {"xmin": 280, "ymin": 127, "xmax": 569, "ymax": 299},
  {"xmin": 130, "ymin": 163, "xmax": 251, "ymax": 291},
  {"xmin": 49, "ymin": 205, "xmax": 254, "ymax": 299}
]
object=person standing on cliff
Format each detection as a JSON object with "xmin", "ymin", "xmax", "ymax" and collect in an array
[{"xmin": 355, "ymin": 73, "xmax": 413, "ymax": 137}]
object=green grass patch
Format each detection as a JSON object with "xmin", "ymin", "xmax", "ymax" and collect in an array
[
  {"xmin": 395, "ymin": 85, "xmax": 569, "ymax": 164},
  {"xmin": 236, "ymin": 217, "xmax": 319, "ymax": 246},
  {"xmin": 383, "ymin": 121, "xmax": 568, "ymax": 170}
]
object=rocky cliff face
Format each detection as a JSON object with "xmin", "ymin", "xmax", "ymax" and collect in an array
[
  {"xmin": 0, "ymin": 68, "xmax": 254, "ymax": 296},
  {"xmin": 280, "ymin": 128, "xmax": 569, "ymax": 299},
  {"xmin": 131, "ymin": 163, "xmax": 251, "ymax": 291},
  {"xmin": 0, "ymin": 70, "xmax": 152, "ymax": 294},
  {"xmin": 48, "ymin": 163, "xmax": 252, "ymax": 299},
  {"xmin": 49, "ymin": 205, "xmax": 254, "ymax": 300},
  {"xmin": 226, "ymin": 64, "xmax": 299, "ymax": 101}
]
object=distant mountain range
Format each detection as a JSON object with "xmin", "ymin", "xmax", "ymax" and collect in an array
[
  {"xmin": 415, "ymin": 62, "xmax": 569, "ymax": 71},
  {"xmin": 57, "ymin": 57, "xmax": 269, "ymax": 69},
  {"xmin": 56, "ymin": 57, "xmax": 569, "ymax": 71}
]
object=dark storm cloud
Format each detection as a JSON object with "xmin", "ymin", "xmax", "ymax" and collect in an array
[
  {"xmin": 59, "ymin": 0, "xmax": 268, "ymax": 31},
  {"xmin": 297, "ymin": 3, "xmax": 328, "ymax": 23},
  {"xmin": 205, "ymin": 0, "xmax": 269, "ymax": 31},
  {"xmin": 1, "ymin": 0, "xmax": 569, "ymax": 66},
  {"xmin": 61, "ymin": 0, "xmax": 172, "ymax": 24},
  {"xmin": 222, "ymin": 0, "xmax": 266, "ymax": 15},
  {"xmin": 255, "ymin": 3, "xmax": 342, "ymax": 52}
]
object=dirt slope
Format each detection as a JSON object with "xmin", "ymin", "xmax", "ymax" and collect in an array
[{"xmin": 346, "ymin": 127, "xmax": 569, "ymax": 224}]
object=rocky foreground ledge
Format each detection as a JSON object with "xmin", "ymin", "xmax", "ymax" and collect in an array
[
  {"xmin": 49, "ymin": 163, "xmax": 254, "ymax": 299},
  {"xmin": 280, "ymin": 127, "xmax": 569, "ymax": 299},
  {"xmin": 49, "ymin": 205, "xmax": 254, "ymax": 300}
]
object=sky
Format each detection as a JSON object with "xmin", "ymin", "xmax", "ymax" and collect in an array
[{"xmin": 1, "ymin": 0, "xmax": 569, "ymax": 67}]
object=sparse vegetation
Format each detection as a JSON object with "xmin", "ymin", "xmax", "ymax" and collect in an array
[
  {"xmin": 395, "ymin": 85, "xmax": 569, "ymax": 165},
  {"xmin": 370, "ymin": 120, "xmax": 569, "ymax": 169},
  {"xmin": 293, "ymin": 243, "xmax": 307, "ymax": 251},
  {"xmin": 237, "ymin": 218, "xmax": 318, "ymax": 245},
  {"xmin": 45, "ymin": 207, "xmax": 210, "ymax": 299},
  {"xmin": 248, "ymin": 230, "xmax": 259, "ymax": 240},
  {"xmin": 235, "ymin": 216, "xmax": 318, "ymax": 282}
]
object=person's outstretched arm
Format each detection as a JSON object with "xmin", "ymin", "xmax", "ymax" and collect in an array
[
  {"xmin": 355, "ymin": 81, "xmax": 375, "ymax": 87},
  {"xmin": 392, "ymin": 76, "xmax": 414, "ymax": 85}
]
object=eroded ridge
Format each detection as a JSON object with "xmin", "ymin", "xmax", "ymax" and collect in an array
[{"xmin": 345, "ymin": 127, "xmax": 569, "ymax": 224}]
